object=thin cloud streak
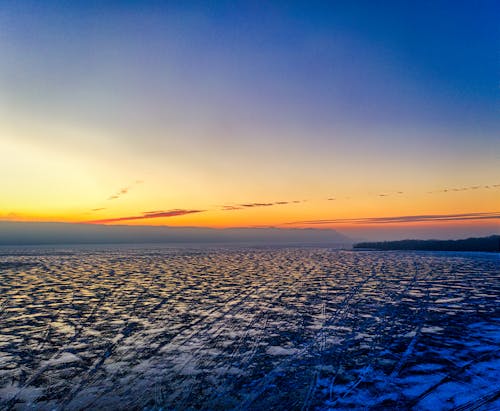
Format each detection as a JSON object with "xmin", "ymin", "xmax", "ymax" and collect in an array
[
  {"xmin": 284, "ymin": 212, "xmax": 500, "ymax": 226},
  {"xmin": 107, "ymin": 180, "xmax": 144, "ymax": 201},
  {"xmin": 108, "ymin": 187, "xmax": 129, "ymax": 200},
  {"xmin": 221, "ymin": 200, "xmax": 305, "ymax": 211},
  {"xmin": 240, "ymin": 202, "xmax": 276, "ymax": 208},
  {"xmin": 428, "ymin": 184, "xmax": 500, "ymax": 194},
  {"xmin": 85, "ymin": 209, "xmax": 204, "ymax": 224},
  {"xmin": 325, "ymin": 191, "xmax": 403, "ymax": 201},
  {"xmin": 377, "ymin": 191, "xmax": 404, "ymax": 198},
  {"xmin": 221, "ymin": 205, "xmax": 243, "ymax": 211},
  {"xmin": 324, "ymin": 183, "xmax": 499, "ymax": 201}
]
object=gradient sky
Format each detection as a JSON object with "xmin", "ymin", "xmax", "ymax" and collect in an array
[{"xmin": 1, "ymin": 1, "xmax": 499, "ymax": 239}]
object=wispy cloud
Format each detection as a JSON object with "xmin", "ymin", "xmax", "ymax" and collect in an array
[
  {"xmin": 377, "ymin": 191, "xmax": 404, "ymax": 198},
  {"xmin": 240, "ymin": 202, "xmax": 276, "ymax": 208},
  {"xmin": 221, "ymin": 205, "xmax": 244, "ymax": 211},
  {"xmin": 85, "ymin": 209, "xmax": 204, "ymax": 224},
  {"xmin": 91, "ymin": 208, "xmax": 106, "ymax": 212},
  {"xmin": 326, "ymin": 191, "xmax": 404, "ymax": 201},
  {"xmin": 327, "ymin": 183, "xmax": 497, "ymax": 202},
  {"xmin": 428, "ymin": 184, "xmax": 500, "ymax": 194},
  {"xmin": 108, "ymin": 187, "xmax": 129, "ymax": 200},
  {"xmin": 107, "ymin": 180, "xmax": 144, "ymax": 201},
  {"xmin": 284, "ymin": 212, "xmax": 500, "ymax": 226},
  {"xmin": 221, "ymin": 200, "xmax": 305, "ymax": 211}
]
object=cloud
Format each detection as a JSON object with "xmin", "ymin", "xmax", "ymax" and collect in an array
[
  {"xmin": 377, "ymin": 191, "xmax": 404, "ymax": 197},
  {"xmin": 91, "ymin": 208, "xmax": 106, "ymax": 212},
  {"xmin": 220, "ymin": 200, "xmax": 304, "ymax": 211},
  {"xmin": 221, "ymin": 205, "xmax": 244, "ymax": 211},
  {"xmin": 240, "ymin": 202, "xmax": 275, "ymax": 208},
  {"xmin": 325, "ymin": 192, "xmax": 403, "ymax": 201},
  {"xmin": 107, "ymin": 180, "xmax": 144, "ymax": 201},
  {"xmin": 85, "ymin": 209, "xmax": 204, "ymax": 224},
  {"xmin": 284, "ymin": 212, "xmax": 500, "ymax": 226},
  {"xmin": 108, "ymin": 187, "xmax": 129, "ymax": 200},
  {"xmin": 428, "ymin": 184, "xmax": 500, "ymax": 194}
]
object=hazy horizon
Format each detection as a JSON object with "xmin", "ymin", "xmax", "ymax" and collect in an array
[{"xmin": 0, "ymin": 220, "xmax": 497, "ymax": 246}]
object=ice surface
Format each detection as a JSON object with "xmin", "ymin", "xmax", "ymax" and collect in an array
[{"xmin": 0, "ymin": 246, "xmax": 498, "ymax": 410}]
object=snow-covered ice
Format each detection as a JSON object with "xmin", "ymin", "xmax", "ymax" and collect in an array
[{"xmin": 0, "ymin": 247, "xmax": 498, "ymax": 410}]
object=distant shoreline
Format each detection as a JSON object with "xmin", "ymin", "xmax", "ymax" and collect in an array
[{"xmin": 353, "ymin": 235, "xmax": 500, "ymax": 253}]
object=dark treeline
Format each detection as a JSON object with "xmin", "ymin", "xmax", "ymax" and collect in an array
[{"xmin": 354, "ymin": 235, "xmax": 500, "ymax": 252}]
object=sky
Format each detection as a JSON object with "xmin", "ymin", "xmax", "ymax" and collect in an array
[{"xmin": 0, "ymin": 1, "xmax": 499, "ymax": 240}]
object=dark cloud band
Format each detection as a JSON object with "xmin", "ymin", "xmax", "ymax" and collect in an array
[
  {"xmin": 221, "ymin": 200, "xmax": 304, "ymax": 211},
  {"xmin": 285, "ymin": 212, "xmax": 500, "ymax": 225}
]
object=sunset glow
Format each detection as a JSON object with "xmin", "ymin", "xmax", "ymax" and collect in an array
[{"xmin": 1, "ymin": 1, "xmax": 498, "ymax": 239}]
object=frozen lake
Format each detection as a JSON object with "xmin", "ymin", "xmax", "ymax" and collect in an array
[{"xmin": 0, "ymin": 246, "xmax": 499, "ymax": 410}]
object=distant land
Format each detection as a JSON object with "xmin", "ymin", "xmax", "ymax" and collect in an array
[
  {"xmin": 354, "ymin": 235, "xmax": 500, "ymax": 252},
  {"xmin": 0, "ymin": 221, "xmax": 351, "ymax": 246}
]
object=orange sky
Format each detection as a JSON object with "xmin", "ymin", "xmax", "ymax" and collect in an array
[{"xmin": 1, "ymin": 134, "xmax": 498, "ymax": 238}]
